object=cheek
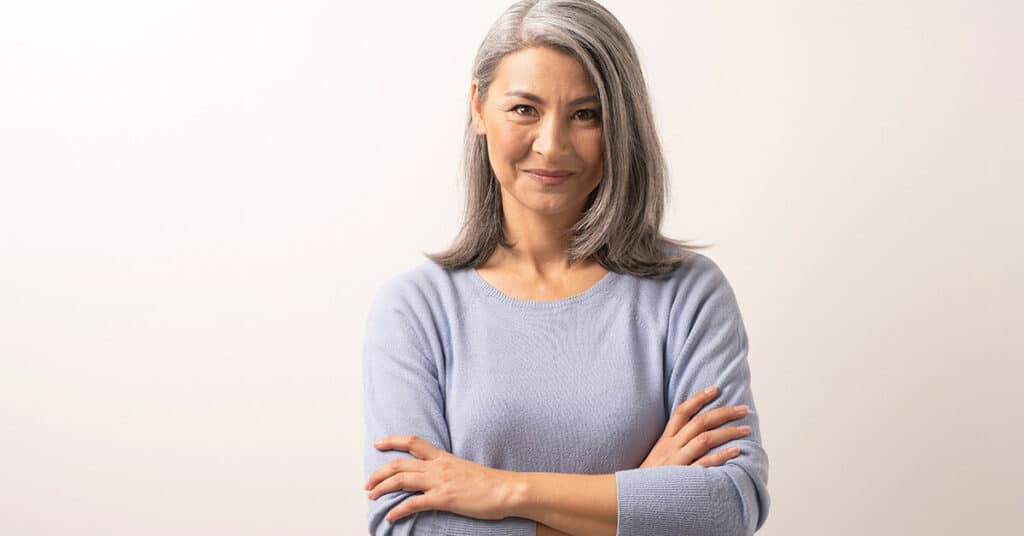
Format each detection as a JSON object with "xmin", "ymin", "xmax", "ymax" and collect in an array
[
  {"xmin": 577, "ymin": 131, "xmax": 603, "ymax": 169},
  {"xmin": 491, "ymin": 124, "xmax": 532, "ymax": 158},
  {"xmin": 486, "ymin": 125, "xmax": 531, "ymax": 185}
]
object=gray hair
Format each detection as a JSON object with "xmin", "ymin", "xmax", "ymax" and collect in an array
[{"xmin": 424, "ymin": 0, "xmax": 710, "ymax": 277}]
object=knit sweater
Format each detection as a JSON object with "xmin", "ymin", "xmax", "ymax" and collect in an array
[{"xmin": 362, "ymin": 248, "xmax": 770, "ymax": 535}]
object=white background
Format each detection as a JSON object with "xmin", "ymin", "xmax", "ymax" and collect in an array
[{"xmin": 2, "ymin": 1, "xmax": 1021, "ymax": 534}]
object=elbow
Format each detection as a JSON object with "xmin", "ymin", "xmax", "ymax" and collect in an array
[
  {"xmin": 709, "ymin": 463, "xmax": 770, "ymax": 536},
  {"xmin": 615, "ymin": 459, "xmax": 769, "ymax": 536}
]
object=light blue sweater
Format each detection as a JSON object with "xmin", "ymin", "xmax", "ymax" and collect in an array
[{"xmin": 362, "ymin": 248, "xmax": 770, "ymax": 535}]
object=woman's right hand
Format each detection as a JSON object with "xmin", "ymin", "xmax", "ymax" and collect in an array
[{"xmin": 639, "ymin": 384, "xmax": 751, "ymax": 468}]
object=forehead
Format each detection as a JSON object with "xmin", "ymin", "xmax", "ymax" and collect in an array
[{"xmin": 491, "ymin": 46, "xmax": 595, "ymax": 96}]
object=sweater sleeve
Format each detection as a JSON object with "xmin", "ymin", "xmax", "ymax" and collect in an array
[
  {"xmin": 362, "ymin": 280, "xmax": 537, "ymax": 535},
  {"xmin": 613, "ymin": 259, "xmax": 771, "ymax": 535}
]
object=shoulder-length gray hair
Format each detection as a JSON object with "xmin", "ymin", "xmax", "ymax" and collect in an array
[{"xmin": 424, "ymin": 0, "xmax": 710, "ymax": 277}]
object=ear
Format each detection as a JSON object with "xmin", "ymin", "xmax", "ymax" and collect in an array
[{"xmin": 470, "ymin": 79, "xmax": 486, "ymax": 136}]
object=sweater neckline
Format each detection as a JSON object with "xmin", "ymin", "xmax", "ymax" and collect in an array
[{"xmin": 467, "ymin": 266, "xmax": 620, "ymax": 309}]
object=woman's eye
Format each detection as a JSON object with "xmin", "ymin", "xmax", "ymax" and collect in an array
[{"xmin": 507, "ymin": 105, "xmax": 600, "ymax": 122}]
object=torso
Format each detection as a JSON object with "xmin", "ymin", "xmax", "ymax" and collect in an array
[{"xmin": 367, "ymin": 250, "xmax": 743, "ymax": 476}]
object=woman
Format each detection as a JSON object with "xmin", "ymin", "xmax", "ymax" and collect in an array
[{"xmin": 362, "ymin": 1, "xmax": 770, "ymax": 534}]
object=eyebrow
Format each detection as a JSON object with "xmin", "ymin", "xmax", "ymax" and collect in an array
[{"xmin": 503, "ymin": 90, "xmax": 600, "ymax": 107}]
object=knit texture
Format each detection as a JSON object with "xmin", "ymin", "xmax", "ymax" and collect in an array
[{"xmin": 362, "ymin": 248, "xmax": 770, "ymax": 535}]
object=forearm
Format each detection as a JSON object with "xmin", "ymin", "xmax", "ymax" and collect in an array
[
  {"xmin": 508, "ymin": 472, "xmax": 617, "ymax": 536},
  {"xmin": 537, "ymin": 523, "xmax": 574, "ymax": 536}
]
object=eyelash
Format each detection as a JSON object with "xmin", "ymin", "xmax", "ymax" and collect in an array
[{"xmin": 508, "ymin": 104, "xmax": 601, "ymax": 122}]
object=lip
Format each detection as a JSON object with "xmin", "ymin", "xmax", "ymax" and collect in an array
[
  {"xmin": 523, "ymin": 168, "xmax": 574, "ymax": 177},
  {"xmin": 525, "ymin": 170, "xmax": 573, "ymax": 186}
]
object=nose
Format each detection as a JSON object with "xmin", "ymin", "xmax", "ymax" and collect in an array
[{"xmin": 531, "ymin": 113, "xmax": 570, "ymax": 158}]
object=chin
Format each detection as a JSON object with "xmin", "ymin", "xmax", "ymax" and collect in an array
[{"xmin": 526, "ymin": 196, "xmax": 582, "ymax": 216}]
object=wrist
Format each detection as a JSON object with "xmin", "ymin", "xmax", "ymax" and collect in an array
[{"xmin": 498, "ymin": 469, "xmax": 534, "ymax": 518}]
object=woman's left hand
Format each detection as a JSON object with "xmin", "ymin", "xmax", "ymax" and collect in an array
[{"xmin": 365, "ymin": 434, "xmax": 522, "ymax": 523}]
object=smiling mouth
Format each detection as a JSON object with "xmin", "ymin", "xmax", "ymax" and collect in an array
[{"xmin": 524, "ymin": 171, "xmax": 573, "ymax": 186}]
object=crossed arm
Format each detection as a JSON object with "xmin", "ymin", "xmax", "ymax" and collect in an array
[{"xmin": 365, "ymin": 430, "xmax": 767, "ymax": 536}]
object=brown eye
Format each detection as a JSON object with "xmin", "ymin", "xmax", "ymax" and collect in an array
[
  {"xmin": 575, "ymin": 109, "xmax": 601, "ymax": 121},
  {"xmin": 509, "ymin": 104, "xmax": 536, "ymax": 116}
]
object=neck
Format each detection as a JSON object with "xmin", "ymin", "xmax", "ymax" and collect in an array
[{"xmin": 492, "ymin": 201, "xmax": 592, "ymax": 278}]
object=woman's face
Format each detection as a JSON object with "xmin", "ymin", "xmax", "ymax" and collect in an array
[{"xmin": 471, "ymin": 46, "xmax": 604, "ymax": 218}]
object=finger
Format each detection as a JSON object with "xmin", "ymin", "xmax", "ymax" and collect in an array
[
  {"xmin": 385, "ymin": 493, "xmax": 433, "ymax": 524},
  {"xmin": 690, "ymin": 445, "xmax": 741, "ymax": 468},
  {"xmin": 670, "ymin": 426, "xmax": 750, "ymax": 466},
  {"xmin": 365, "ymin": 458, "xmax": 426, "ymax": 491},
  {"xmin": 369, "ymin": 471, "xmax": 429, "ymax": 501},
  {"xmin": 664, "ymin": 385, "xmax": 718, "ymax": 437},
  {"xmin": 374, "ymin": 435, "xmax": 444, "ymax": 460},
  {"xmin": 674, "ymin": 404, "xmax": 748, "ymax": 446}
]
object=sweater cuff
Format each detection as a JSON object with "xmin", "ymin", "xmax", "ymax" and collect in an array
[
  {"xmin": 443, "ymin": 513, "xmax": 537, "ymax": 535},
  {"xmin": 615, "ymin": 465, "xmax": 714, "ymax": 536}
]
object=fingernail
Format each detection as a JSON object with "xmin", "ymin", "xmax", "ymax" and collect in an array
[
  {"xmin": 736, "ymin": 405, "xmax": 748, "ymax": 415},
  {"xmin": 704, "ymin": 385, "xmax": 716, "ymax": 395},
  {"xmin": 739, "ymin": 426, "xmax": 751, "ymax": 434}
]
